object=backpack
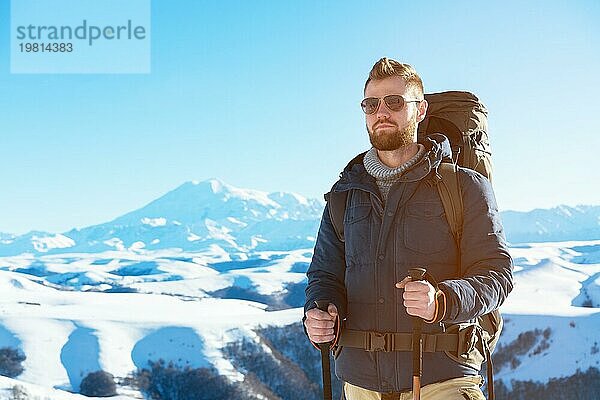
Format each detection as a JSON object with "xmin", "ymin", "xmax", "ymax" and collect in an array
[
  {"xmin": 326, "ymin": 91, "xmax": 501, "ymax": 400},
  {"xmin": 418, "ymin": 91, "xmax": 493, "ymax": 182}
]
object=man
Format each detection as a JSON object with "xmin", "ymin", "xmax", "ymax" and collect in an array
[{"xmin": 303, "ymin": 57, "xmax": 513, "ymax": 400}]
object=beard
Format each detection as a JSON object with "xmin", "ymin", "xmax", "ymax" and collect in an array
[{"xmin": 367, "ymin": 117, "xmax": 417, "ymax": 151}]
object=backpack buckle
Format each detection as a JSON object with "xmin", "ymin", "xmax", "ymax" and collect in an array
[{"xmin": 366, "ymin": 332, "xmax": 393, "ymax": 352}]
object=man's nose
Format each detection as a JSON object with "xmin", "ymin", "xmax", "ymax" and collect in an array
[{"xmin": 376, "ymin": 99, "xmax": 392, "ymax": 118}]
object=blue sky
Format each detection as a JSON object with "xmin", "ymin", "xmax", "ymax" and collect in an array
[{"xmin": 0, "ymin": 0, "xmax": 598, "ymax": 234}]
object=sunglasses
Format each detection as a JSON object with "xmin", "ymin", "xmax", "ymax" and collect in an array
[{"xmin": 360, "ymin": 94, "xmax": 422, "ymax": 114}]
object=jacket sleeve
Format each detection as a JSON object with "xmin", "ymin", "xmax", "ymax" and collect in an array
[
  {"xmin": 304, "ymin": 202, "xmax": 348, "ymax": 321},
  {"xmin": 438, "ymin": 171, "xmax": 514, "ymax": 323}
]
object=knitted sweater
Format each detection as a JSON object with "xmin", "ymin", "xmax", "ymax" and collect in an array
[{"xmin": 362, "ymin": 144, "xmax": 426, "ymax": 202}]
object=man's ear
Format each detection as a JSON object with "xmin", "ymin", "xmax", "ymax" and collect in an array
[{"xmin": 416, "ymin": 99, "xmax": 428, "ymax": 123}]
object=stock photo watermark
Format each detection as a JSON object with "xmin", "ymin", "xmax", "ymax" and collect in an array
[{"xmin": 11, "ymin": 0, "xmax": 151, "ymax": 74}]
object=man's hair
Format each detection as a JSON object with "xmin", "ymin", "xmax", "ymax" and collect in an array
[{"xmin": 364, "ymin": 57, "xmax": 424, "ymax": 98}]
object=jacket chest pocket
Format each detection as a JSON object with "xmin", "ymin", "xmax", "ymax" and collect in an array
[
  {"xmin": 403, "ymin": 201, "xmax": 450, "ymax": 254},
  {"xmin": 344, "ymin": 204, "xmax": 373, "ymax": 264}
]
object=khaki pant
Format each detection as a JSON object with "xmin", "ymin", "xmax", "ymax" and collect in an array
[{"xmin": 343, "ymin": 376, "xmax": 485, "ymax": 400}]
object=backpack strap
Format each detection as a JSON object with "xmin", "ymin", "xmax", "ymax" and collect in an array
[
  {"xmin": 325, "ymin": 151, "xmax": 366, "ymax": 243},
  {"xmin": 483, "ymin": 338, "xmax": 495, "ymax": 400},
  {"xmin": 325, "ymin": 191, "xmax": 348, "ymax": 243},
  {"xmin": 435, "ymin": 162, "xmax": 464, "ymax": 246}
]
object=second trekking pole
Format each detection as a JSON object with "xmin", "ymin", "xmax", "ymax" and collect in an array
[
  {"xmin": 314, "ymin": 300, "xmax": 333, "ymax": 400},
  {"xmin": 408, "ymin": 267, "xmax": 427, "ymax": 400}
]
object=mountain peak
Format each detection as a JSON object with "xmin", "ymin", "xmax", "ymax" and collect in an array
[
  {"xmin": 179, "ymin": 179, "xmax": 282, "ymax": 209},
  {"xmin": 208, "ymin": 178, "xmax": 226, "ymax": 193},
  {"xmin": 189, "ymin": 178, "xmax": 228, "ymax": 193}
]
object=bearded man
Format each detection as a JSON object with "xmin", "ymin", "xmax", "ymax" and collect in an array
[{"xmin": 303, "ymin": 57, "xmax": 513, "ymax": 400}]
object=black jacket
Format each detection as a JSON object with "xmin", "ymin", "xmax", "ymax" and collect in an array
[{"xmin": 304, "ymin": 134, "xmax": 513, "ymax": 392}]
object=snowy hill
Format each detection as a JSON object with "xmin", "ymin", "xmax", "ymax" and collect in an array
[
  {"xmin": 0, "ymin": 247, "xmax": 308, "ymax": 398},
  {"xmin": 496, "ymin": 241, "xmax": 600, "ymax": 381},
  {"xmin": 0, "ymin": 240, "xmax": 599, "ymax": 399}
]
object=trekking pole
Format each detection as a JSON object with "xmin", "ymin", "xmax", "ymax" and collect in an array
[
  {"xmin": 408, "ymin": 267, "xmax": 427, "ymax": 400},
  {"xmin": 314, "ymin": 300, "xmax": 333, "ymax": 400}
]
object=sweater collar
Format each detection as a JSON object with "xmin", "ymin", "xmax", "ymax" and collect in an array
[{"xmin": 333, "ymin": 133, "xmax": 451, "ymax": 192}]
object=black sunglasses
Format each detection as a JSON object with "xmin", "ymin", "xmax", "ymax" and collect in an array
[{"xmin": 360, "ymin": 94, "xmax": 422, "ymax": 114}]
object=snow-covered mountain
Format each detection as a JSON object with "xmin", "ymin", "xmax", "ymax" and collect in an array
[
  {"xmin": 502, "ymin": 205, "xmax": 600, "ymax": 244},
  {"xmin": 1, "ymin": 179, "xmax": 598, "ymax": 260},
  {"xmin": 0, "ymin": 179, "xmax": 323, "ymax": 257}
]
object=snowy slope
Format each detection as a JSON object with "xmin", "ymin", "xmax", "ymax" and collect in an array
[
  {"xmin": 0, "ymin": 241, "xmax": 598, "ymax": 398},
  {"xmin": 496, "ymin": 240, "xmax": 600, "ymax": 385},
  {"xmin": 0, "ymin": 375, "xmax": 135, "ymax": 400},
  {"xmin": 0, "ymin": 247, "xmax": 310, "ymax": 398}
]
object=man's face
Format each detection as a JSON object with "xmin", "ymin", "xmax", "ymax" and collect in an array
[{"xmin": 364, "ymin": 76, "xmax": 421, "ymax": 151}]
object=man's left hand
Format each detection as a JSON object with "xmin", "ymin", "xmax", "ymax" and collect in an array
[{"xmin": 396, "ymin": 276, "xmax": 436, "ymax": 321}]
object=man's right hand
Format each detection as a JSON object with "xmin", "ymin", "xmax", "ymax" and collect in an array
[{"xmin": 304, "ymin": 303, "xmax": 338, "ymax": 343}]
